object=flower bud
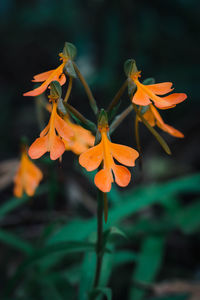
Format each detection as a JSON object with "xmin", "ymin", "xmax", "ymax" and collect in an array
[
  {"xmin": 63, "ymin": 42, "xmax": 77, "ymax": 60},
  {"xmin": 124, "ymin": 59, "xmax": 138, "ymax": 77},
  {"xmin": 98, "ymin": 109, "xmax": 108, "ymax": 129},
  {"xmin": 50, "ymin": 81, "xmax": 62, "ymax": 99}
]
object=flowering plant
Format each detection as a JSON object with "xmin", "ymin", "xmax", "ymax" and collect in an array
[{"xmin": 12, "ymin": 42, "xmax": 187, "ymax": 299}]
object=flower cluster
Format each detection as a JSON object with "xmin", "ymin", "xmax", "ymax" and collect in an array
[{"xmin": 14, "ymin": 43, "xmax": 187, "ymax": 197}]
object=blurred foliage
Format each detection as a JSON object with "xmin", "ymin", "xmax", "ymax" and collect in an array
[{"xmin": 0, "ymin": 173, "xmax": 200, "ymax": 299}]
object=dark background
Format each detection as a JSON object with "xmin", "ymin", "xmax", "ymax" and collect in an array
[{"xmin": 0, "ymin": 1, "xmax": 200, "ymax": 300}]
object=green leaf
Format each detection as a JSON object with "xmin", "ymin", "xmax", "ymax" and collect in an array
[
  {"xmin": 113, "ymin": 250, "xmax": 138, "ymax": 267},
  {"xmin": 78, "ymin": 251, "xmax": 96, "ymax": 300},
  {"xmin": 23, "ymin": 241, "xmax": 95, "ymax": 268},
  {"xmin": 0, "ymin": 195, "xmax": 28, "ymax": 219},
  {"xmin": 174, "ymin": 200, "xmax": 200, "ymax": 234},
  {"xmin": 0, "ymin": 229, "xmax": 34, "ymax": 255},
  {"xmin": 149, "ymin": 295, "xmax": 189, "ymax": 300},
  {"xmin": 103, "ymin": 226, "xmax": 128, "ymax": 249},
  {"xmin": 89, "ymin": 287, "xmax": 112, "ymax": 300},
  {"xmin": 129, "ymin": 236, "xmax": 165, "ymax": 300},
  {"xmin": 78, "ymin": 246, "xmax": 113, "ymax": 300},
  {"xmin": 5, "ymin": 241, "xmax": 95, "ymax": 298},
  {"xmin": 48, "ymin": 174, "xmax": 200, "ymax": 245}
]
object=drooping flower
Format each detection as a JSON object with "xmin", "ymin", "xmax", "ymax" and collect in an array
[
  {"xmin": 23, "ymin": 53, "xmax": 68, "ymax": 97},
  {"xmin": 140, "ymin": 104, "xmax": 184, "ymax": 138},
  {"xmin": 131, "ymin": 71, "xmax": 187, "ymax": 109},
  {"xmin": 14, "ymin": 148, "xmax": 43, "ymax": 198},
  {"xmin": 28, "ymin": 100, "xmax": 74, "ymax": 160},
  {"xmin": 79, "ymin": 125, "xmax": 139, "ymax": 192},
  {"xmin": 62, "ymin": 116, "xmax": 95, "ymax": 155}
]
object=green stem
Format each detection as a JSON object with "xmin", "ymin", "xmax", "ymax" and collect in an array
[
  {"xmin": 132, "ymin": 103, "xmax": 171, "ymax": 155},
  {"xmin": 134, "ymin": 113, "xmax": 143, "ymax": 169},
  {"xmin": 107, "ymin": 80, "xmax": 128, "ymax": 113},
  {"xmin": 63, "ymin": 76, "xmax": 73, "ymax": 103},
  {"xmin": 93, "ymin": 190, "xmax": 104, "ymax": 290},
  {"xmin": 65, "ymin": 103, "xmax": 97, "ymax": 134},
  {"xmin": 110, "ymin": 104, "xmax": 133, "ymax": 135},
  {"xmin": 72, "ymin": 62, "xmax": 99, "ymax": 115}
]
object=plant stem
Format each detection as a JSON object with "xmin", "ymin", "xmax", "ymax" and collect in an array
[
  {"xmin": 63, "ymin": 76, "xmax": 73, "ymax": 103},
  {"xmin": 110, "ymin": 104, "xmax": 133, "ymax": 135},
  {"xmin": 93, "ymin": 189, "xmax": 104, "ymax": 289},
  {"xmin": 72, "ymin": 62, "xmax": 99, "ymax": 115},
  {"xmin": 132, "ymin": 103, "xmax": 171, "ymax": 155},
  {"xmin": 107, "ymin": 79, "xmax": 128, "ymax": 113},
  {"xmin": 65, "ymin": 103, "xmax": 97, "ymax": 134},
  {"xmin": 134, "ymin": 113, "xmax": 143, "ymax": 169}
]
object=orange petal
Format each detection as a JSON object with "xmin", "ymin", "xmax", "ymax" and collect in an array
[
  {"xmin": 110, "ymin": 143, "xmax": 139, "ymax": 166},
  {"xmin": 55, "ymin": 113, "xmax": 74, "ymax": 141},
  {"xmin": 79, "ymin": 143, "xmax": 103, "ymax": 171},
  {"xmin": 40, "ymin": 124, "xmax": 50, "ymax": 137},
  {"xmin": 155, "ymin": 93, "xmax": 187, "ymax": 109},
  {"xmin": 158, "ymin": 123, "xmax": 184, "ymax": 138},
  {"xmin": 28, "ymin": 136, "xmax": 48, "ymax": 159},
  {"xmin": 70, "ymin": 141, "xmax": 89, "ymax": 155},
  {"xmin": 23, "ymin": 63, "xmax": 65, "ymax": 97},
  {"xmin": 23, "ymin": 82, "xmax": 49, "ymax": 97},
  {"xmin": 150, "ymin": 104, "xmax": 165, "ymax": 125},
  {"xmin": 32, "ymin": 70, "xmax": 54, "ymax": 82},
  {"xmin": 24, "ymin": 173, "xmax": 39, "ymax": 196},
  {"xmin": 112, "ymin": 165, "xmax": 131, "ymax": 187},
  {"xmin": 13, "ymin": 167, "xmax": 23, "ymax": 198},
  {"xmin": 143, "ymin": 109, "xmax": 156, "ymax": 127},
  {"xmin": 24, "ymin": 162, "xmax": 43, "ymax": 196},
  {"xmin": 49, "ymin": 134, "xmax": 66, "ymax": 160},
  {"xmin": 132, "ymin": 87, "xmax": 151, "ymax": 106},
  {"xmin": 147, "ymin": 82, "xmax": 173, "ymax": 95},
  {"xmin": 94, "ymin": 169, "xmax": 112, "ymax": 192},
  {"xmin": 58, "ymin": 73, "xmax": 66, "ymax": 86},
  {"xmin": 26, "ymin": 160, "xmax": 43, "ymax": 182}
]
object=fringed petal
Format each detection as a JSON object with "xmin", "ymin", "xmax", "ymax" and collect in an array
[
  {"xmin": 110, "ymin": 143, "xmax": 139, "ymax": 166},
  {"xmin": 132, "ymin": 87, "xmax": 151, "ymax": 106},
  {"xmin": 147, "ymin": 82, "xmax": 173, "ymax": 95},
  {"xmin": 94, "ymin": 169, "xmax": 112, "ymax": 192},
  {"xmin": 112, "ymin": 165, "xmax": 131, "ymax": 187},
  {"xmin": 55, "ymin": 113, "xmax": 74, "ymax": 141},
  {"xmin": 79, "ymin": 143, "xmax": 103, "ymax": 171},
  {"xmin": 32, "ymin": 70, "xmax": 54, "ymax": 82},
  {"xmin": 28, "ymin": 136, "xmax": 48, "ymax": 159}
]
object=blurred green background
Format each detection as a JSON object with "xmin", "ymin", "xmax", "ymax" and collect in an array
[{"xmin": 0, "ymin": 0, "xmax": 200, "ymax": 299}]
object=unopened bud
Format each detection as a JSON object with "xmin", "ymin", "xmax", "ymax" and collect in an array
[
  {"xmin": 50, "ymin": 81, "xmax": 62, "ymax": 99},
  {"xmin": 124, "ymin": 59, "xmax": 138, "ymax": 77},
  {"xmin": 63, "ymin": 42, "xmax": 77, "ymax": 60}
]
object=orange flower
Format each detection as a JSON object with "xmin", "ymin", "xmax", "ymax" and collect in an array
[
  {"xmin": 23, "ymin": 53, "xmax": 68, "ymax": 97},
  {"xmin": 63, "ymin": 117, "xmax": 95, "ymax": 155},
  {"xmin": 14, "ymin": 148, "xmax": 43, "ymax": 198},
  {"xmin": 79, "ymin": 126, "xmax": 139, "ymax": 192},
  {"xmin": 28, "ymin": 100, "xmax": 74, "ymax": 160},
  {"xmin": 141, "ymin": 104, "xmax": 184, "ymax": 138},
  {"xmin": 131, "ymin": 71, "xmax": 187, "ymax": 109}
]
